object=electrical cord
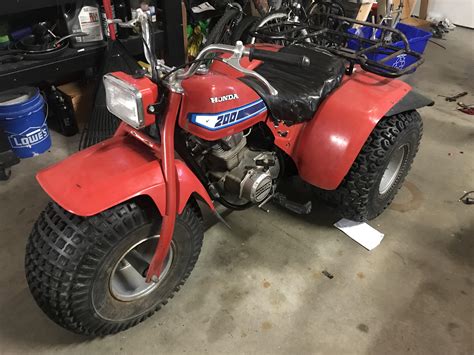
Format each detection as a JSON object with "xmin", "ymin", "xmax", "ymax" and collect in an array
[
  {"xmin": 139, "ymin": 19, "xmax": 160, "ymax": 82},
  {"xmin": 148, "ymin": 19, "xmax": 161, "ymax": 83},
  {"xmin": 138, "ymin": 23, "xmax": 221, "ymax": 84}
]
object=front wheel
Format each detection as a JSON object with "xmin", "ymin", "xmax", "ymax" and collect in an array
[
  {"xmin": 25, "ymin": 201, "xmax": 203, "ymax": 336},
  {"xmin": 320, "ymin": 111, "xmax": 423, "ymax": 221}
]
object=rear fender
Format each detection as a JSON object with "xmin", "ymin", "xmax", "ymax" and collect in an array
[
  {"xmin": 385, "ymin": 89, "xmax": 434, "ymax": 116},
  {"xmin": 37, "ymin": 135, "xmax": 214, "ymax": 217},
  {"xmin": 293, "ymin": 70, "xmax": 420, "ymax": 190}
]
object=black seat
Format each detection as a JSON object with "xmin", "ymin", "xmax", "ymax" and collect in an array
[{"xmin": 240, "ymin": 45, "xmax": 346, "ymax": 124}]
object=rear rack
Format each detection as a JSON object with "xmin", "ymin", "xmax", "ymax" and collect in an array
[{"xmin": 252, "ymin": 14, "xmax": 424, "ymax": 78}]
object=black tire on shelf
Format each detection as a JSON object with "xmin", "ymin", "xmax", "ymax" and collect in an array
[
  {"xmin": 318, "ymin": 111, "xmax": 423, "ymax": 221},
  {"xmin": 306, "ymin": 0, "xmax": 345, "ymax": 17},
  {"xmin": 230, "ymin": 15, "xmax": 260, "ymax": 44},
  {"xmin": 207, "ymin": 7, "xmax": 241, "ymax": 45},
  {"xmin": 306, "ymin": 0, "xmax": 345, "ymax": 29},
  {"xmin": 25, "ymin": 200, "xmax": 203, "ymax": 336}
]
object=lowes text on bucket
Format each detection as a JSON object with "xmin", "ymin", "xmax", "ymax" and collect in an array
[{"xmin": 8, "ymin": 124, "xmax": 50, "ymax": 149}]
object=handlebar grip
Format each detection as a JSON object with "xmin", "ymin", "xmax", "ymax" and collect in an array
[{"xmin": 248, "ymin": 48, "xmax": 310, "ymax": 68}]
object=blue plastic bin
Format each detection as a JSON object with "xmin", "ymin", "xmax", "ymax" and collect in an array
[
  {"xmin": 0, "ymin": 87, "xmax": 51, "ymax": 158},
  {"xmin": 347, "ymin": 23, "xmax": 432, "ymax": 71}
]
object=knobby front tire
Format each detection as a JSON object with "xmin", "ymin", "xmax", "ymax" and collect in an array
[{"xmin": 25, "ymin": 201, "xmax": 203, "ymax": 336}]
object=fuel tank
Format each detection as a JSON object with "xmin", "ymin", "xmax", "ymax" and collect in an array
[{"xmin": 178, "ymin": 69, "xmax": 268, "ymax": 141}]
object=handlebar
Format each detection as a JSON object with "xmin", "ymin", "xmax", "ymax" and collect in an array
[
  {"xmin": 136, "ymin": 9, "xmax": 305, "ymax": 94},
  {"xmin": 173, "ymin": 42, "xmax": 310, "ymax": 96},
  {"xmin": 248, "ymin": 48, "xmax": 310, "ymax": 68},
  {"xmin": 178, "ymin": 43, "xmax": 238, "ymax": 79}
]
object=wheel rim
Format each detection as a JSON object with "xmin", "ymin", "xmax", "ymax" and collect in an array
[
  {"xmin": 379, "ymin": 144, "xmax": 408, "ymax": 195},
  {"xmin": 251, "ymin": 12, "xmax": 290, "ymax": 44},
  {"xmin": 109, "ymin": 236, "xmax": 174, "ymax": 302}
]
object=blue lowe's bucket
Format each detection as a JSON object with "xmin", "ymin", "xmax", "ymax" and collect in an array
[{"xmin": 0, "ymin": 87, "xmax": 51, "ymax": 158}]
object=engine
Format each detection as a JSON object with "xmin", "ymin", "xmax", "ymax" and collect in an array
[{"xmin": 203, "ymin": 132, "xmax": 280, "ymax": 204}]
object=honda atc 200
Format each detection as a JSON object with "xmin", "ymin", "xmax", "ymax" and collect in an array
[{"xmin": 25, "ymin": 9, "xmax": 433, "ymax": 335}]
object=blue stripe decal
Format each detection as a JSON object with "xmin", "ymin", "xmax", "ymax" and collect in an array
[{"xmin": 188, "ymin": 99, "xmax": 267, "ymax": 131}]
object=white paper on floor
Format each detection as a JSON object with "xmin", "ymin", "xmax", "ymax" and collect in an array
[{"xmin": 334, "ymin": 218, "xmax": 384, "ymax": 251}]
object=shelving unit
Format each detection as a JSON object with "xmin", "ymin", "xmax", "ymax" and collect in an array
[
  {"xmin": 0, "ymin": 0, "xmax": 185, "ymax": 91},
  {"xmin": 0, "ymin": 0, "xmax": 74, "ymax": 15},
  {"xmin": 0, "ymin": 31, "xmax": 165, "ymax": 92},
  {"xmin": 0, "ymin": 0, "xmax": 185, "ymax": 174}
]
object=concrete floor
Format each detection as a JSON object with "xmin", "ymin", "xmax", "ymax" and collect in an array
[{"xmin": 0, "ymin": 28, "xmax": 473, "ymax": 355}]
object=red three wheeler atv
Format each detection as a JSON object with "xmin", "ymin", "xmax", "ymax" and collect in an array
[{"xmin": 25, "ymin": 10, "xmax": 433, "ymax": 335}]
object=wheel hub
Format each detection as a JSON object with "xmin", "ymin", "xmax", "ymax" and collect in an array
[
  {"xmin": 109, "ymin": 236, "xmax": 173, "ymax": 302},
  {"xmin": 379, "ymin": 144, "xmax": 408, "ymax": 195}
]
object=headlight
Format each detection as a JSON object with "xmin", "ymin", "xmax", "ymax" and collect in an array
[{"xmin": 103, "ymin": 72, "xmax": 157, "ymax": 129}]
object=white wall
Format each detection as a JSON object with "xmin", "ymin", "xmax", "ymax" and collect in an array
[
  {"xmin": 413, "ymin": 0, "xmax": 421, "ymax": 16},
  {"xmin": 426, "ymin": 0, "xmax": 474, "ymax": 28}
]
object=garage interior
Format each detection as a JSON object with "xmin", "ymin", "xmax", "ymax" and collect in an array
[{"xmin": 0, "ymin": 0, "xmax": 472, "ymax": 354}]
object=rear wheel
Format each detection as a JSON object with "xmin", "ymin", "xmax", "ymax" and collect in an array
[
  {"xmin": 25, "ymin": 201, "xmax": 203, "ymax": 336},
  {"xmin": 320, "ymin": 111, "xmax": 423, "ymax": 221}
]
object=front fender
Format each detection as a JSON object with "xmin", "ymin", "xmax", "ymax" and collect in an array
[
  {"xmin": 294, "ymin": 70, "xmax": 414, "ymax": 190},
  {"xmin": 37, "ymin": 135, "xmax": 214, "ymax": 217}
]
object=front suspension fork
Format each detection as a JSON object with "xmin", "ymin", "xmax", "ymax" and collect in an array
[
  {"xmin": 115, "ymin": 92, "xmax": 183, "ymax": 282},
  {"xmin": 145, "ymin": 92, "xmax": 182, "ymax": 282}
]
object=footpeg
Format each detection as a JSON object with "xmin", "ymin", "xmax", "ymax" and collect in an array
[{"xmin": 273, "ymin": 192, "xmax": 312, "ymax": 214}]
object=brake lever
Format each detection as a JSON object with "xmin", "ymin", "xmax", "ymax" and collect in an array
[{"xmin": 221, "ymin": 41, "xmax": 278, "ymax": 96}]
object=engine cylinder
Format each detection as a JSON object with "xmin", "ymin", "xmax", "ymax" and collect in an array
[{"xmin": 204, "ymin": 132, "xmax": 280, "ymax": 204}]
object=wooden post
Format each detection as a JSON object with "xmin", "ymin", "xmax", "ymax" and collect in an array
[
  {"xmin": 353, "ymin": 0, "xmax": 375, "ymax": 28},
  {"xmin": 419, "ymin": 0, "xmax": 429, "ymax": 20},
  {"xmin": 392, "ymin": 0, "xmax": 417, "ymax": 20},
  {"xmin": 377, "ymin": 0, "xmax": 387, "ymax": 22},
  {"xmin": 355, "ymin": 0, "xmax": 375, "ymax": 22}
]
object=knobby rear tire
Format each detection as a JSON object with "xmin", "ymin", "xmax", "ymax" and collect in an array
[
  {"xmin": 25, "ymin": 201, "xmax": 203, "ymax": 336},
  {"xmin": 317, "ymin": 111, "xmax": 423, "ymax": 221}
]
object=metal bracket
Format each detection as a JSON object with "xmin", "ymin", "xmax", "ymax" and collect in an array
[
  {"xmin": 273, "ymin": 192, "xmax": 312, "ymax": 214},
  {"xmin": 163, "ymin": 70, "xmax": 185, "ymax": 94}
]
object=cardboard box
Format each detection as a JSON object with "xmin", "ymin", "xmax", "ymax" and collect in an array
[
  {"xmin": 57, "ymin": 81, "xmax": 96, "ymax": 129},
  {"xmin": 402, "ymin": 17, "xmax": 432, "ymax": 29}
]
